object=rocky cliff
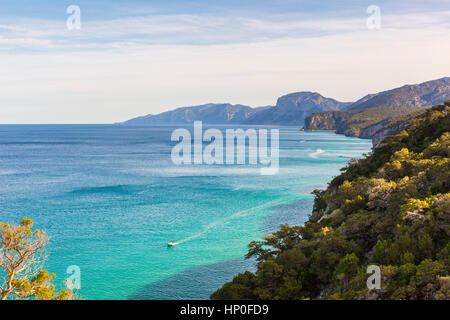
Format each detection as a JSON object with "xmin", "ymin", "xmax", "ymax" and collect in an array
[
  {"xmin": 244, "ymin": 92, "xmax": 351, "ymax": 125},
  {"xmin": 303, "ymin": 107, "xmax": 429, "ymax": 147},
  {"xmin": 349, "ymin": 77, "xmax": 450, "ymax": 110},
  {"xmin": 119, "ymin": 77, "xmax": 449, "ymax": 127},
  {"xmin": 119, "ymin": 103, "xmax": 266, "ymax": 125}
]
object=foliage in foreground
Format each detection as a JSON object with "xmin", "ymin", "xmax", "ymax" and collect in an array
[
  {"xmin": 0, "ymin": 219, "xmax": 74, "ymax": 300},
  {"xmin": 212, "ymin": 102, "xmax": 450, "ymax": 300}
]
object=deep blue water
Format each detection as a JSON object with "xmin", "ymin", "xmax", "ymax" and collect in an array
[{"xmin": 0, "ymin": 124, "xmax": 372, "ymax": 299}]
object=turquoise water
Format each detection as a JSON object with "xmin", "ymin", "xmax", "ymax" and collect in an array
[{"xmin": 0, "ymin": 125, "xmax": 371, "ymax": 299}]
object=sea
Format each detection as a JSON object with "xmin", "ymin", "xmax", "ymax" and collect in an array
[{"xmin": 0, "ymin": 124, "xmax": 372, "ymax": 299}]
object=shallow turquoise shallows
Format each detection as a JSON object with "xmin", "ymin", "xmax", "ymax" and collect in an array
[{"xmin": 0, "ymin": 124, "xmax": 372, "ymax": 299}]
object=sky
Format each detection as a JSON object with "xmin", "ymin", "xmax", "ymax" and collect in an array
[{"xmin": 1, "ymin": 0, "xmax": 450, "ymax": 123}]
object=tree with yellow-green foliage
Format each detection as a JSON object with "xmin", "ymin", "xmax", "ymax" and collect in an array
[{"xmin": 0, "ymin": 218, "xmax": 73, "ymax": 300}]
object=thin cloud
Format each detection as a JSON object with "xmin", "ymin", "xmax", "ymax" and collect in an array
[
  {"xmin": 0, "ymin": 10, "xmax": 449, "ymax": 51},
  {"xmin": 1, "ymin": 26, "xmax": 449, "ymax": 123}
]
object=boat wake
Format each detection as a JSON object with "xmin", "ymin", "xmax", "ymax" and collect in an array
[{"xmin": 176, "ymin": 197, "xmax": 293, "ymax": 245}]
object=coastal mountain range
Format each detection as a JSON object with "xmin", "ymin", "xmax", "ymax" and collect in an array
[
  {"xmin": 121, "ymin": 103, "xmax": 266, "ymax": 125},
  {"xmin": 120, "ymin": 77, "xmax": 450, "ymax": 129},
  {"xmin": 302, "ymin": 77, "xmax": 450, "ymax": 145},
  {"xmin": 119, "ymin": 92, "xmax": 350, "ymax": 126},
  {"xmin": 302, "ymin": 106, "xmax": 429, "ymax": 147},
  {"xmin": 243, "ymin": 92, "xmax": 352, "ymax": 125},
  {"xmin": 349, "ymin": 77, "xmax": 450, "ymax": 110}
]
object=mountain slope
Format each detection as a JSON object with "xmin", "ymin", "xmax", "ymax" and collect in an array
[
  {"xmin": 303, "ymin": 106, "xmax": 429, "ymax": 146},
  {"xmin": 119, "ymin": 77, "xmax": 449, "ymax": 126},
  {"xmin": 244, "ymin": 92, "xmax": 351, "ymax": 125},
  {"xmin": 119, "ymin": 103, "xmax": 263, "ymax": 125},
  {"xmin": 211, "ymin": 101, "xmax": 450, "ymax": 300},
  {"xmin": 120, "ymin": 92, "xmax": 350, "ymax": 126},
  {"xmin": 350, "ymin": 77, "xmax": 450, "ymax": 110},
  {"xmin": 302, "ymin": 77, "xmax": 450, "ymax": 144}
]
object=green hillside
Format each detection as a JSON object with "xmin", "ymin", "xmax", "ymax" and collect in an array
[
  {"xmin": 303, "ymin": 106, "xmax": 427, "ymax": 138},
  {"xmin": 212, "ymin": 101, "xmax": 450, "ymax": 300}
]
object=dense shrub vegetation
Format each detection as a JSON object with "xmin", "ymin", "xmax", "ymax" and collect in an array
[{"xmin": 212, "ymin": 102, "xmax": 450, "ymax": 300}]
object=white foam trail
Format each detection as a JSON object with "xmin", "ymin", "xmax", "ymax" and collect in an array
[
  {"xmin": 309, "ymin": 149, "xmax": 325, "ymax": 159},
  {"xmin": 176, "ymin": 197, "xmax": 291, "ymax": 244}
]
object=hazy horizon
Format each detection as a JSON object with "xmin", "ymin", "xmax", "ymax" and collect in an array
[{"xmin": 1, "ymin": 0, "xmax": 450, "ymax": 124}]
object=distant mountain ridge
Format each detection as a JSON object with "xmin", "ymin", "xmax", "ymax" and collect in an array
[
  {"xmin": 244, "ymin": 92, "xmax": 352, "ymax": 125},
  {"xmin": 120, "ymin": 103, "xmax": 266, "ymax": 125},
  {"xmin": 119, "ymin": 77, "xmax": 450, "ymax": 126},
  {"xmin": 302, "ymin": 77, "xmax": 450, "ymax": 145},
  {"xmin": 119, "ymin": 92, "xmax": 351, "ymax": 126},
  {"xmin": 349, "ymin": 77, "xmax": 450, "ymax": 110}
]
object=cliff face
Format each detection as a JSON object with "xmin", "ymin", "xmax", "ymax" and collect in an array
[
  {"xmin": 302, "ymin": 111, "xmax": 350, "ymax": 130},
  {"xmin": 119, "ymin": 103, "xmax": 262, "ymax": 125},
  {"xmin": 119, "ymin": 77, "xmax": 449, "ymax": 126},
  {"xmin": 350, "ymin": 77, "xmax": 450, "ymax": 110},
  {"xmin": 371, "ymin": 108, "xmax": 429, "ymax": 146},
  {"xmin": 357, "ymin": 119, "xmax": 391, "ymax": 139},
  {"xmin": 336, "ymin": 117, "xmax": 395, "ymax": 140},
  {"xmin": 275, "ymin": 92, "xmax": 351, "ymax": 112},
  {"xmin": 244, "ymin": 92, "xmax": 351, "ymax": 126},
  {"xmin": 303, "ymin": 107, "xmax": 428, "ymax": 147},
  {"xmin": 120, "ymin": 92, "xmax": 350, "ymax": 126},
  {"xmin": 371, "ymin": 123, "xmax": 408, "ymax": 147},
  {"xmin": 303, "ymin": 77, "xmax": 450, "ymax": 143}
]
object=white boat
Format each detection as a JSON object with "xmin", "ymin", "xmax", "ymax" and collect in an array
[{"xmin": 167, "ymin": 241, "xmax": 179, "ymax": 247}]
